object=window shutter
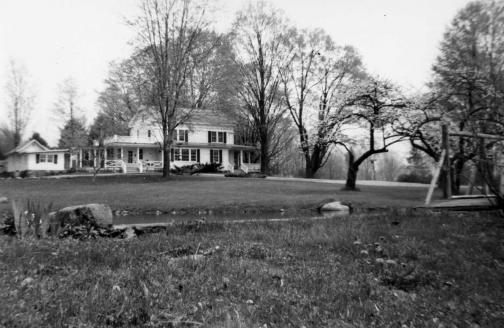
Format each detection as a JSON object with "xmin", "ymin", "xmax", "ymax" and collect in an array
[
  {"xmin": 36, "ymin": 154, "xmax": 40, "ymax": 163},
  {"xmin": 185, "ymin": 130, "xmax": 189, "ymax": 143},
  {"xmin": 173, "ymin": 131, "xmax": 177, "ymax": 141},
  {"xmin": 170, "ymin": 148, "xmax": 174, "ymax": 162},
  {"xmin": 208, "ymin": 131, "xmax": 212, "ymax": 143},
  {"xmin": 197, "ymin": 149, "xmax": 200, "ymax": 162},
  {"xmin": 224, "ymin": 132, "xmax": 227, "ymax": 144},
  {"xmin": 219, "ymin": 150, "xmax": 222, "ymax": 164},
  {"xmin": 54, "ymin": 155, "xmax": 58, "ymax": 164}
]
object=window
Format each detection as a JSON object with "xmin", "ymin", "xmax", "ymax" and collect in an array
[
  {"xmin": 39, "ymin": 154, "xmax": 47, "ymax": 163},
  {"xmin": 174, "ymin": 149, "xmax": 181, "ymax": 161},
  {"xmin": 147, "ymin": 130, "xmax": 152, "ymax": 138},
  {"xmin": 208, "ymin": 131, "xmax": 226, "ymax": 143},
  {"xmin": 173, "ymin": 129, "xmax": 188, "ymax": 142},
  {"xmin": 171, "ymin": 148, "xmax": 198, "ymax": 162},
  {"xmin": 190, "ymin": 149, "xmax": 200, "ymax": 162},
  {"xmin": 218, "ymin": 132, "xmax": 226, "ymax": 143},
  {"xmin": 107, "ymin": 148, "xmax": 114, "ymax": 159},
  {"xmin": 139, "ymin": 149, "xmax": 143, "ymax": 160},
  {"xmin": 47, "ymin": 154, "xmax": 53, "ymax": 163},
  {"xmin": 243, "ymin": 152, "xmax": 250, "ymax": 164},
  {"xmin": 210, "ymin": 149, "xmax": 222, "ymax": 164},
  {"xmin": 181, "ymin": 149, "xmax": 189, "ymax": 161}
]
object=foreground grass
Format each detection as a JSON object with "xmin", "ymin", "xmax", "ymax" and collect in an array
[
  {"xmin": 0, "ymin": 175, "xmax": 432, "ymax": 214},
  {"xmin": 1, "ymin": 211, "xmax": 503, "ymax": 327}
]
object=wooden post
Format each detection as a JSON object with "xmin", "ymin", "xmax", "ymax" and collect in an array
[
  {"xmin": 441, "ymin": 124, "xmax": 452, "ymax": 199},
  {"xmin": 466, "ymin": 164, "xmax": 476, "ymax": 195},
  {"xmin": 425, "ymin": 150, "xmax": 446, "ymax": 205}
]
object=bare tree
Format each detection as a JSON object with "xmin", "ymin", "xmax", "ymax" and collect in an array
[
  {"xmin": 54, "ymin": 77, "xmax": 81, "ymax": 123},
  {"xmin": 96, "ymin": 59, "xmax": 146, "ymax": 134},
  {"xmin": 130, "ymin": 0, "xmax": 215, "ymax": 177},
  {"xmin": 282, "ymin": 27, "xmax": 365, "ymax": 178},
  {"xmin": 232, "ymin": 1, "xmax": 290, "ymax": 174},
  {"xmin": 53, "ymin": 77, "xmax": 88, "ymax": 148},
  {"xmin": 4, "ymin": 60, "xmax": 34, "ymax": 147}
]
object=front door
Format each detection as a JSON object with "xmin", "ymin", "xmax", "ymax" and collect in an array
[
  {"xmin": 233, "ymin": 151, "xmax": 241, "ymax": 169},
  {"xmin": 127, "ymin": 151, "xmax": 133, "ymax": 164},
  {"xmin": 64, "ymin": 154, "xmax": 70, "ymax": 170}
]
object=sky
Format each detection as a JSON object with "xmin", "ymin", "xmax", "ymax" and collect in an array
[{"xmin": 0, "ymin": 0, "xmax": 472, "ymax": 147}]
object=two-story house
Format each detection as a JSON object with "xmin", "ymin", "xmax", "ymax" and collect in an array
[{"xmin": 101, "ymin": 109, "xmax": 260, "ymax": 173}]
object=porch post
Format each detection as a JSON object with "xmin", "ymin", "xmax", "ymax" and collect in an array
[
  {"xmin": 79, "ymin": 148, "xmax": 82, "ymax": 168},
  {"xmin": 137, "ymin": 147, "xmax": 140, "ymax": 163},
  {"xmin": 104, "ymin": 147, "xmax": 107, "ymax": 169},
  {"xmin": 240, "ymin": 150, "xmax": 243, "ymax": 168}
]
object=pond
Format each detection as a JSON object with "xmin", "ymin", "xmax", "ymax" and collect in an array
[{"xmin": 113, "ymin": 209, "xmax": 351, "ymax": 229}]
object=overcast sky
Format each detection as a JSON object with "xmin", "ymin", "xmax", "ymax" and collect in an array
[{"xmin": 0, "ymin": 0, "xmax": 471, "ymax": 146}]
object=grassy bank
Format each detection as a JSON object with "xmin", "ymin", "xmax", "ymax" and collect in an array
[
  {"xmin": 1, "ymin": 210, "xmax": 503, "ymax": 327},
  {"xmin": 0, "ymin": 175, "xmax": 432, "ymax": 214}
]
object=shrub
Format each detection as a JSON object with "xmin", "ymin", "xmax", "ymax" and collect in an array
[
  {"xmin": 396, "ymin": 172, "xmax": 432, "ymax": 184},
  {"xmin": 7, "ymin": 200, "xmax": 53, "ymax": 238},
  {"xmin": 192, "ymin": 163, "xmax": 223, "ymax": 174}
]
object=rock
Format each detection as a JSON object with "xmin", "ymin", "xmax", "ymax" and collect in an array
[
  {"xmin": 49, "ymin": 203, "xmax": 113, "ymax": 233},
  {"xmin": 319, "ymin": 201, "xmax": 351, "ymax": 212},
  {"xmin": 20, "ymin": 277, "xmax": 34, "ymax": 288},
  {"xmin": 0, "ymin": 196, "xmax": 8, "ymax": 204},
  {"xmin": 124, "ymin": 227, "xmax": 136, "ymax": 239}
]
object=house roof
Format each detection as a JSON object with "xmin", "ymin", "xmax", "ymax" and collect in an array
[
  {"xmin": 129, "ymin": 108, "xmax": 236, "ymax": 129},
  {"xmin": 185, "ymin": 109, "xmax": 235, "ymax": 127},
  {"xmin": 5, "ymin": 139, "xmax": 68, "ymax": 156},
  {"xmin": 5, "ymin": 139, "xmax": 48, "ymax": 156}
]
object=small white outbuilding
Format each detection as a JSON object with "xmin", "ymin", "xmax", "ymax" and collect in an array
[{"xmin": 5, "ymin": 139, "xmax": 70, "ymax": 173}]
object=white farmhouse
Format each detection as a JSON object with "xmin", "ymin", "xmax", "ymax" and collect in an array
[
  {"xmin": 102, "ymin": 109, "xmax": 260, "ymax": 173},
  {"xmin": 5, "ymin": 139, "xmax": 70, "ymax": 173}
]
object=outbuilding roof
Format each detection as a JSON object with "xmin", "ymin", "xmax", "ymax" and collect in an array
[{"xmin": 5, "ymin": 139, "xmax": 68, "ymax": 156}]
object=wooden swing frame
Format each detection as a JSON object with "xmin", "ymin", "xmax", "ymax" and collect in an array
[{"xmin": 424, "ymin": 124, "xmax": 504, "ymax": 205}]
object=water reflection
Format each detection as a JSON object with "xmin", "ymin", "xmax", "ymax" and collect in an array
[{"xmin": 113, "ymin": 209, "xmax": 350, "ymax": 228}]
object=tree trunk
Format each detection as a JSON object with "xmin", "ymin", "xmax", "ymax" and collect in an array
[
  {"xmin": 260, "ymin": 143, "xmax": 269, "ymax": 175},
  {"xmin": 259, "ymin": 129, "xmax": 269, "ymax": 175},
  {"xmin": 453, "ymin": 158, "xmax": 465, "ymax": 195},
  {"xmin": 305, "ymin": 157, "xmax": 314, "ymax": 179},
  {"xmin": 163, "ymin": 146, "xmax": 170, "ymax": 177},
  {"xmin": 344, "ymin": 152, "xmax": 359, "ymax": 191}
]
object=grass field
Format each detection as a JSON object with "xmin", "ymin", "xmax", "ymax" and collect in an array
[
  {"xmin": 1, "ymin": 210, "xmax": 503, "ymax": 327},
  {"xmin": 0, "ymin": 175, "xmax": 433, "ymax": 214}
]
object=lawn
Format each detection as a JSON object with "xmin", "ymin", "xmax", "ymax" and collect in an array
[
  {"xmin": 1, "ymin": 210, "xmax": 503, "ymax": 327},
  {"xmin": 0, "ymin": 175, "xmax": 433, "ymax": 214}
]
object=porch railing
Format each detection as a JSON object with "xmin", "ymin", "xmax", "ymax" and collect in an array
[
  {"xmin": 105, "ymin": 160, "xmax": 126, "ymax": 173},
  {"xmin": 240, "ymin": 163, "xmax": 260, "ymax": 174},
  {"xmin": 142, "ymin": 160, "xmax": 163, "ymax": 171}
]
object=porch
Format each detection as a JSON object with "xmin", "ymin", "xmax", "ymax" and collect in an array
[
  {"xmin": 229, "ymin": 148, "xmax": 261, "ymax": 174},
  {"xmin": 79, "ymin": 146, "xmax": 163, "ymax": 174}
]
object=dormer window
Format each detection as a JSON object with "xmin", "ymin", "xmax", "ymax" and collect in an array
[{"xmin": 173, "ymin": 129, "xmax": 188, "ymax": 142}]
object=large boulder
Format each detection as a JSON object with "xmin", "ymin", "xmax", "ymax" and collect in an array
[
  {"xmin": 49, "ymin": 204, "xmax": 113, "ymax": 233},
  {"xmin": 317, "ymin": 199, "xmax": 352, "ymax": 212}
]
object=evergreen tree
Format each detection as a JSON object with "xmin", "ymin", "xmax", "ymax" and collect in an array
[
  {"xmin": 58, "ymin": 118, "xmax": 88, "ymax": 148},
  {"xmin": 30, "ymin": 132, "xmax": 49, "ymax": 148}
]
